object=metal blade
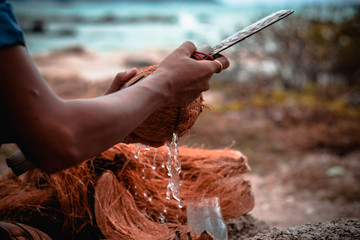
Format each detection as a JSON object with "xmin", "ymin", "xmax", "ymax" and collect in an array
[{"xmin": 208, "ymin": 9, "xmax": 294, "ymax": 57}]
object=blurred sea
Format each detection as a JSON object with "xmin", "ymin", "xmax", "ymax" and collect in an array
[{"xmin": 9, "ymin": 0, "xmax": 357, "ymax": 55}]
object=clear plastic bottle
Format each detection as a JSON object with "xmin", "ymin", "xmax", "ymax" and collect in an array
[{"xmin": 186, "ymin": 197, "xmax": 228, "ymax": 240}]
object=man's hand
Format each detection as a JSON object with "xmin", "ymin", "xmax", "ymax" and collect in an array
[
  {"xmin": 103, "ymin": 42, "xmax": 230, "ymax": 147},
  {"xmin": 150, "ymin": 41, "xmax": 230, "ymax": 107}
]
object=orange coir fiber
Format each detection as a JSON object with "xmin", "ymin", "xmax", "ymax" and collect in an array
[{"xmin": 0, "ymin": 144, "xmax": 254, "ymax": 239}]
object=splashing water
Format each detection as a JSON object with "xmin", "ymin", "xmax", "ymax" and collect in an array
[
  {"xmin": 131, "ymin": 135, "xmax": 183, "ymax": 211},
  {"xmin": 165, "ymin": 132, "xmax": 184, "ymax": 208}
]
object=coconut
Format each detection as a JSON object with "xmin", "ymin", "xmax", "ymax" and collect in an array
[{"xmin": 121, "ymin": 65, "xmax": 204, "ymax": 142}]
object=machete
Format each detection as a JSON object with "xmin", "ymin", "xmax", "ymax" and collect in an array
[{"xmin": 200, "ymin": 9, "xmax": 294, "ymax": 58}]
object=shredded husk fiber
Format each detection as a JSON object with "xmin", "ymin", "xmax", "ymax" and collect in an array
[
  {"xmin": 0, "ymin": 143, "xmax": 254, "ymax": 239},
  {"xmin": 122, "ymin": 65, "xmax": 204, "ymax": 142}
]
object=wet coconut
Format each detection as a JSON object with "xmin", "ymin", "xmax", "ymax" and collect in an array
[{"xmin": 121, "ymin": 65, "xmax": 204, "ymax": 142}]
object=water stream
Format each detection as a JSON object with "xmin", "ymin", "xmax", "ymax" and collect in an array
[
  {"xmin": 133, "ymin": 132, "xmax": 184, "ymax": 215},
  {"xmin": 165, "ymin": 133, "xmax": 184, "ymax": 208}
]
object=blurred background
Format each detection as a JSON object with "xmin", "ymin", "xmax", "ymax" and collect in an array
[{"xmin": 2, "ymin": 0, "xmax": 360, "ymax": 228}]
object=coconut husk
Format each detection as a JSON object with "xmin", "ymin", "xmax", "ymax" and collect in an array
[
  {"xmin": 95, "ymin": 171, "xmax": 180, "ymax": 240},
  {"xmin": 121, "ymin": 65, "xmax": 204, "ymax": 142},
  {"xmin": 0, "ymin": 143, "xmax": 254, "ymax": 239},
  {"xmin": 0, "ymin": 221, "xmax": 53, "ymax": 240}
]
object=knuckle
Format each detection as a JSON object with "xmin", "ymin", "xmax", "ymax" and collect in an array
[
  {"xmin": 203, "ymin": 82, "xmax": 210, "ymax": 91},
  {"xmin": 115, "ymin": 72, "xmax": 125, "ymax": 79},
  {"xmin": 183, "ymin": 40, "xmax": 195, "ymax": 47},
  {"xmin": 180, "ymin": 41, "xmax": 196, "ymax": 53}
]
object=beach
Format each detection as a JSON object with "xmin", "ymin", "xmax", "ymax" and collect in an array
[{"xmin": 11, "ymin": 0, "xmax": 354, "ymax": 55}]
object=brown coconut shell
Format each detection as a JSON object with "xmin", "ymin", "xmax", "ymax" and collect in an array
[{"xmin": 122, "ymin": 65, "xmax": 204, "ymax": 142}]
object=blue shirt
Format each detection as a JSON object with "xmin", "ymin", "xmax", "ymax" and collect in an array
[{"xmin": 0, "ymin": 0, "xmax": 25, "ymax": 48}]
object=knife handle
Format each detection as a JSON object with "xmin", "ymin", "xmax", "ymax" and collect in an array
[{"xmin": 192, "ymin": 45, "xmax": 215, "ymax": 60}]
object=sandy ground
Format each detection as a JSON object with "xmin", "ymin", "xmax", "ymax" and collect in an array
[
  {"xmin": 249, "ymin": 171, "xmax": 360, "ymax": 229},
  {"xmin": 246, "ymin": 218, "xmax": 360, "ymax": 240}
]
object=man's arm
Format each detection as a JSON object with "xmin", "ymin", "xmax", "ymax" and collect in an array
[{"xmin": 0, "ymin": 42, "xmax": 229, "ymax": 173}]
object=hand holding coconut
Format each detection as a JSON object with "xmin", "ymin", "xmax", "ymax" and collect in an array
[
  {"xmin": 117, "ymin": 41, "xmax": 230, "ymax": 144},
  {"xmin": 0, "ymin": 41, "xmax": 228, "ymax": 173}
]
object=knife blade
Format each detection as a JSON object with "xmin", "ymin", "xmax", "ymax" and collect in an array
[{"xmin": 201, "ymin": 9, "xmax": 294, "ymax": 58}]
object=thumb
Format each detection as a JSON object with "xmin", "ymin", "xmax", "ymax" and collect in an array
[{"xmin": 105, "ymin": 68, "xmax": 137, "ymax": 95}]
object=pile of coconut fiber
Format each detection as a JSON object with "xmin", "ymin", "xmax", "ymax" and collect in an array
[{"xmin": 0, "ymin": 143, "xmax": 254, "ymax": 239}]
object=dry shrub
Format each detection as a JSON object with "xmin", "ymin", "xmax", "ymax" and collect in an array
[{"xmin": 0, "ymin": 143, "xmax": 254, "ymax": 239}]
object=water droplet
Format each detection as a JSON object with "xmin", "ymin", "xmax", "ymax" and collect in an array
[
  {"xmin": 159, "ymin": 213, "xmax": 165, "ymax": 223},
  {"xmin": 166, "ymin": 186, "xmax": 171, "ymax": 200},
  {"xmin": 163, "ymin": 208, "xmax": 167, "ymax": 214},
  {"xmin": 178, "ymin": 200, "xmax": 184, "ymax": 209},
  {"xmin": 144, "ymin": 145, "xmax": 151, "ymax": 151},
  {"xmin": 161, "ymin": 163, "xmax": 165, "ymax": 168},
  {"xmin": 148, "ymin": 195, "xmax": 153, "ymax": 202},
  {"xmin": 143, "ymin": 191, "xmax": 148, "ymax": 197},
  {"xmin": 134, "ymin": 147, "xmax": 141, "ymax": 159}
]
